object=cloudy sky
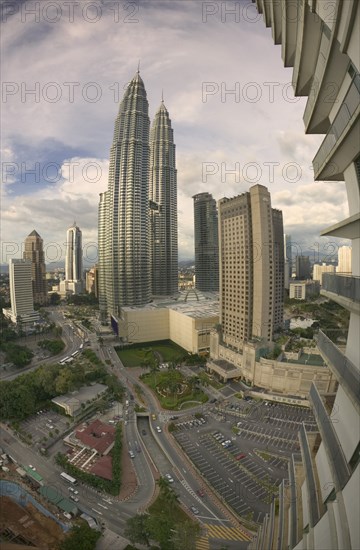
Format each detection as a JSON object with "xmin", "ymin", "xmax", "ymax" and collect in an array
[{"xmin": 1, "ymin": 0, "xmax": 349, "ymax": 266}]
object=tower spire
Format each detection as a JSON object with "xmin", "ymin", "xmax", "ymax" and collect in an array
[
  {"xmin": 161, "ymin": 89, "xmax": 164, "ymax": 103},
  {"xmin": 137, "ymin": 60, "xmax": 140, "ymax": 74}
]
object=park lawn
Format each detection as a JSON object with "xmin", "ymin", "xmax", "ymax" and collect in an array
[
  {"xmin": 116, "ymin": 340, "xmax": 186, "ymax": 368},
  {"xmin": 116, "ymin": 348, "xmax": 146, "ymax": 368},
  {"xmin": 151, "ymin": 342, "xmax": 186, "ymax": 362}
]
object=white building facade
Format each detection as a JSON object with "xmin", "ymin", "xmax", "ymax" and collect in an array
[
  {"xmin": 250, "ymin": 2, "xmax": 360, "ymax": 549},
  {"xmin": 4, "ymin": 259, "xmax": 39, "ymax": 325}
]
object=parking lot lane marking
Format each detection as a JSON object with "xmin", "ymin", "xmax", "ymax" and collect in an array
[
  {"xmin": 196, "ymin": 535, "xmax": 210, "ymax": 550},
  {"xmin": 206, "ymin": 524, "xmax": 251, "ymax": 542}
]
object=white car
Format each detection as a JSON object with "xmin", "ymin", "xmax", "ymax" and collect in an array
[
  {"xmin": 29, "ymin": 465, "xmax": 36, "ymax": 471},
  {"xmin": 165, "ymin": 473, "xmax": 174, "ymax": 483},
  {"xmin": 129, "ymin": 450, "xmax": 135, "ymax": 458},
  {"xmin": 156, "ymin": 426, "xmax": 162, "ymax": 433}
]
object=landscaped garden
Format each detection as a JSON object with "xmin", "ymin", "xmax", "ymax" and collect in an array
[{"xmin": 140, "ymin": 369, "xmax": 208, "ymax": 410}]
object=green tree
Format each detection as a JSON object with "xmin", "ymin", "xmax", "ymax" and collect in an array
[
  {"xmin": 124, "ymin": 514, "xmax": 151, "ymax": 547},
  {"xmin": 3, "ymin": 343, "xmax": 33, "ymax": 367},
  {"xmin": 157, "ymin": 476, "xmax": 171, "ymax": 493},
  {"xmin": 172, "ymin": 520, "xmax": 201, "ymax": 550},
  {"xmin": 147, "ymin": 513, "xmax": 174, "ymax": 550},
  {"xmin": 58, "ymin": 522, "xmax": 101, "ymax": 550},
  {"xmin": 50, "ymin": 292, "xmax": 61, "ymax": 306}
]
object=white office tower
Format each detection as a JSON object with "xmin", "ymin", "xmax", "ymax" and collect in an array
[
  {"xmin": 98, "ymin": 70, "xmax": 151, "ymax": 322},
  {"xmin": 150, "ymin": 99, "xmax": 178, "ymax": 296},
  {"xmin": 336, "ymin": 245, "xmax": 352, "ymax": 273},
  {"xmin": 250, "ymin": 2, "xmax": 360, "ymax": 549},
  {"xmin": 61, "ymin": 222, "xmax": 83, "ymax": 295},
  {"xmin": 4, "ymin": 259, "xmax": 39, "ymax": 325}
]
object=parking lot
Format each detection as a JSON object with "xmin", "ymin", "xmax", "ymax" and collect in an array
[
  {"xmin": 20, "ymin": 409, "xmax": 70, "ymax": 448},
  {"xmin": 172, "ymin": 399, "xmax": 316, "ymax": 524}
]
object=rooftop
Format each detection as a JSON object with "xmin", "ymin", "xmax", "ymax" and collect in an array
[
  {"xmin": 52, "ymin": 383, "xmax": 107, "ymax": 416},
  {"xmin": 90, "ymin": 455, "xmax": 112, "ymax": 480},
  {"xmin": 76, "ymin": 419, "xmax": 115, "ymax": 455},
  {"xmin": 122, "ymin": 291, "xmax": 219, "ymax": 319}
]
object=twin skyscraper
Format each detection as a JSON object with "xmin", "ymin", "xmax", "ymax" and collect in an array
[{"xmin": 98, "ymin": 70, "xmax": 178, "ymax": 323}]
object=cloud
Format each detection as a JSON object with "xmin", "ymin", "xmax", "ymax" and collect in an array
[{"xmin": 1, "ymin": 0, "xmax": 350, "ymax": 263}]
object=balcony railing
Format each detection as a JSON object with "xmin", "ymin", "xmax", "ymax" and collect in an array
[
  {"xmin": 276, "ymin": 481, "xmax": 285, "ymax": 550},
  {"xmin": 299, "ymin": 424, "xmax": 320, "ymax": 527},
  {"xmin": 316, "ymin": 330, "xmax": 359, "ymax": 413},
  {"xmin": 313, "ymin": 73, "xmax": 360, "ymax": 177},
  {"xmin": 309, "ymin": 383, "xmax": 350, "ymax": 490},
  {"xmin": 288, "ymin": 456, "xmax": 298, "ymax": 549},
  {"xmin": 322, "ymin": 272, "xmax": 360, "ymax": 303},
  {"xmin": 303, "ymin": 25, "xmax": 331, "ymax": 127}
]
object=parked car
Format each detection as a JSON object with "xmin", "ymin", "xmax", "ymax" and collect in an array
[
  {"xmin": 190, "ymin": 506, "xmax": 200, "ymax": 515},
  {"xmin": 165, "ymin": 473, "xmax": 174, "ymax": 483},
  {"xmin": 156, "ymin": 426, "xmax": 162, "ymax": 433},
  {"xmin": 236, "ymin": 453, "xmax": 246, "ymax": 460},
  {"xmin": 141, "ymin": 429, "xmax": 147, "ymax": 435},
  {"xmin": 129, "ymin": 450, "xmax": 135, "ymax": 458},
  {"xmin": 196, "ymin": 489, "xmax": 205, "ymax": 497}
]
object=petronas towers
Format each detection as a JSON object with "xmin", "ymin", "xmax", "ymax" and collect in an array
[{"xmin": 99, "ymin": 71, "xmax": 178, "ymax": 322}]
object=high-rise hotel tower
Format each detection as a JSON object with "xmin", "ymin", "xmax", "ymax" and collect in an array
[
  {"xmin": 150, "ymin": 99, "xmax": 178, "ymax": 296},
  {"xmin": 99, "ymin": 71, "xmax": 151, "ymax": 321},
  {"xmin": 218, "ymin": 184, "xmax": 284, "ymax": 349}
]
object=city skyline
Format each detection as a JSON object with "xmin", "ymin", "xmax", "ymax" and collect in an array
[{"xmin": 1, "ymin": 1, "xmax": 349, "ymax": 265}]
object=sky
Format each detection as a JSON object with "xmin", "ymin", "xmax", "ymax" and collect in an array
[{"xmin": 1, "ymin": 0, "xmax": 349, "ymax": 267}]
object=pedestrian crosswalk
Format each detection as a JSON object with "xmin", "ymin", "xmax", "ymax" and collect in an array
[{"xmin": 196, "ymin": 523, "xmax": 252, "ymax": 548}]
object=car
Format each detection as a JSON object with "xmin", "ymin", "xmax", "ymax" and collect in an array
[
  {"xmin": 236, "ymin": 453, "xmax": 246, "ymax": 460},
  {"xmin": 29, "ymin": 465, "xmax": 34, "ymax": 470},
  {"xmin": 142, "ymin": 429, "xmax": 147, "ymax": 435},
  {"xmin": 156, "ymin": 426, "xmax": 162, "ymax": 433},
  {"xmin": 68, "ymin": 487, "xmax": 79, "ymax": 495},
  {"xmin": 190, "ymin": 506, "xmax": 200, "ymax": 515},
  {"xmin": 129, "ymin": 450, "xmax": 135, "ymax": 458},
  {"xmin": 69, "ymin": 495, "xmax": 79, "ymax": 502},
  {"xmin": 151, "ymin": 413, "xmax": 156, "ymax": 420},
  {"xmin": 165, "ymin": 473, "xmax": 174, "ymax": 483},
  {"xmin": 196, "ymin": 489, "xmax": 205, "ymax": 497}
]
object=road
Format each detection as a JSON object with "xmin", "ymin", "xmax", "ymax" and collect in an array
[
  {"xmin": 104, "ymin": 344, "xmax": 252, "ymax": 537},
  {"xmin": 1, "ymin": 308, "xmax": 253, "ymax": 547},
  {"xmin": 0, "ymin": 308, "xmax": 83, "ymax": 381}
]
